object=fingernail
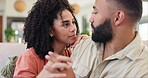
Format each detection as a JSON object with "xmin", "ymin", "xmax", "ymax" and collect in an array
[
  {"xmin": 49, "ymin": 52, "xmax": 53, "ymax": 55},
  {"xmin": 45, "ymin": 55, "xmax": 50, "ymax": 58}
]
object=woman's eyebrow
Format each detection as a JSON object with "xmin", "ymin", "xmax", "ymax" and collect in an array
[{"xmin": 62, "ymin": 20, "xmax": 70, "ymax": 23}]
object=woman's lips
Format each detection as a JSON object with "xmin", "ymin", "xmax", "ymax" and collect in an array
[{"xmin": 69, "ymin": 34, "xmax": 77, "ymax": 38}]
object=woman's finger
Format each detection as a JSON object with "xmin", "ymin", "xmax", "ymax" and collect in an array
[{"xmin": 48, "ymin": 52, "xmax": 73, "ymax": 63}]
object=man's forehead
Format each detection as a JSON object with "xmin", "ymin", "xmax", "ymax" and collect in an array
[
  {"xmin": 94, "ymin": 0, "xmax": 109, "ymax": 8},
  {"xmin": 95, "ymin": 0, "xmax": 108, "ymax": 4},
  {"xmin": 93, "ymin": 0, "xmax": 101, "ymax": 10}
]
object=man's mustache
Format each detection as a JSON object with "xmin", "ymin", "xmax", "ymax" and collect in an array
[{"xmin": 91, "ymin": 23, "xmax": 95, "ymax": 30}]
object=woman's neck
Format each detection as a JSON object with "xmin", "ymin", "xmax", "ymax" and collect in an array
[{"xmin": 52, "ymin": 41, "xmax": 66, "ymax": 55}]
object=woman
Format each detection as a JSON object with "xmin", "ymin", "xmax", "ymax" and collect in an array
[{"xmin": 13, "ymin": 0, "xmax": 83, "ymax": 77}]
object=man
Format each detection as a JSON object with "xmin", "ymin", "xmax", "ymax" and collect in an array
[{"xmin": 37, "ymin": 0, "xmax": 148, "ymax": 78}]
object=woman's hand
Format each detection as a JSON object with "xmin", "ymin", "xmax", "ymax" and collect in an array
[{"xmin": 71, "ymin": 35, "xmax": 88, "ymax": 48}]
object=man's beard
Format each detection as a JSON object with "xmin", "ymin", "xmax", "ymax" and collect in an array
[{"xmin": 91, "ymin": 19, "xmax": 113, "ymax": 43}]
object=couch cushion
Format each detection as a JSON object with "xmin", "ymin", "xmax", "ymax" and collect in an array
[{"xmin": 0, "ymin": 56, "xmax": 18, "ymax": 78}]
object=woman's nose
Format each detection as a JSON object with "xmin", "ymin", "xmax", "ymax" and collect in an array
[{"xmin": 70, "ymin": 24, "xmax": 76, "ymax": 32}]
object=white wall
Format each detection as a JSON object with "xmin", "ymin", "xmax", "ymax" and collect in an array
[
  {"xmin": 1, "ymin": 0, "xmax": 147, "ymax": 40},
  {"xmin": 0, "ymin": 0, "xmax": 4, "ymax": 15},
  {"xmin": 1, "ymin": 0, "xmax": 94, "ymax": 41},
  {"xmin": 69, "ymin": 0, "xmax": 95, "ymax": 33},
  {"xmin": 5, "ymin": 0, "xmax": 36, "ymax": 17},
  {"xmin": 2, "ymin": 0, "xmax": 37, "ymax": 41},
  {"xmin": 139, "ymin": 1, "xmax": 148, "ymax": 41},
  {"xmin": 75, "ymin": 6, "xmax": 93, "ymax": 33}
]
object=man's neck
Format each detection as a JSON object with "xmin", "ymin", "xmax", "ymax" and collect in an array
[{"xmin": 102, "ymin": 31, "xmax": 136, "ymax": 60}]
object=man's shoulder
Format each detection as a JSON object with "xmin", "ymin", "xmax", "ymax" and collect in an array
[
  {"xmin": 139, "ymin": 45, "xmax": 148, "ymax": 59},
  {"xmin": 72, "ymin": 36, "xmax": 102, "ymax": 55},
  {"xmin": 76, "ymin": 36, "xmax": 93, "ymax": 47},
  {"xmin": 72, "ymin": 36, "xmax": 94, "ymax": 55},
  {"xmin": 70, "ymin": 37, "xmax": 101, "ymax": 78}
]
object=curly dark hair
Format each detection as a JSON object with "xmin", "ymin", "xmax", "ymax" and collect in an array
[
  {"xmin": 23, "ymin": 0, "xmax": 79, "ymax": 59},
  {"xmin": 107, "ymin": 0, "xmax": 142, "ymax": 22}
]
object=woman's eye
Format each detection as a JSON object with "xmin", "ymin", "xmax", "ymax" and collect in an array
[
  {"xmin": 63, "ymin": 23, "xmax": 70, "ymax": 27},
  {"xmin": 72, "ymin": 21, "xmax": 76, "ymax": 24},
  {"xmin": 62, "ymin": 21, "xmax": 75, "ymax": 28}
]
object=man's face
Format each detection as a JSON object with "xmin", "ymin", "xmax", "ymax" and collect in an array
[
  {"xmin": 90, "ymin": 0, "xmax": 113, "ymax": 43},
  {"xmin": 91, "ymin": 19, "xmax": 113, "ymax": 43}
]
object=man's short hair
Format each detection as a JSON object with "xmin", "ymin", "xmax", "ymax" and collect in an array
[{"xmin": 107, "ymin": 0, "xmax": 142, "ymax": 22}]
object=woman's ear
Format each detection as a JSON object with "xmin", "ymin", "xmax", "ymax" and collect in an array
[
  {"xmin": 114, "ymin": 10, "xmax": 125, "ymax": 26},
  {"xmin": 49, "ymin": 28, "xmax": 54, "ymax": 37}
]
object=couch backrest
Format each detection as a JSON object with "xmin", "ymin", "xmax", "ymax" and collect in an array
[
  {"xmin": 0, "ymin": 41, "xmax": 147, "ymax": 69},
  {"xmin": 0, "ymin": 43, "xmax": 26, "ymax": 69}
]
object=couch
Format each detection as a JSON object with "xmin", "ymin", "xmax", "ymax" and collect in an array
[
  {"xmin": 0, "ymin": 41, "xmax": 148, "ymax": 69},
  {"xmin": 0, "ymin": 43, "xmax": 26, "ymax": 69}
]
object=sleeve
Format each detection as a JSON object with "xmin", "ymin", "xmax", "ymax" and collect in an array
[
  {"xmin": 142, "ymin": 73, "xmax": 148, "ymax": 78},
  {"xmin": 13, "ymin": 52, "xmax": 38, "ymax": 78},
  {"xmin": 70, "ymin": 37, "xmax": 93, "ymax": 78}
]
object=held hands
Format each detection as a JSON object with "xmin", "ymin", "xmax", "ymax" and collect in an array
[
  {"xmin": 37, "ymin": 35, "xmax": 88, "ymax": 78},
  {"xmin": 37, "ymin": 52, "xmax": 75, "ymax": 78}
]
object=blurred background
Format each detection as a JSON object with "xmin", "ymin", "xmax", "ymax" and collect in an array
[{"xmin": 0, "ymin": 0, "xmax": 147, "ymax": 43}]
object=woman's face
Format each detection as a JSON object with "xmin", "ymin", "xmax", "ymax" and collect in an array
[{"xmin": 51, "ymin": 10, "xmax": 77, "ymax": 45}]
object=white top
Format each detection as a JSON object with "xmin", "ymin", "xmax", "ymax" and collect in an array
[{"xmin": 71, "ymin": 32, "xmax": 148, "ymax": 78}]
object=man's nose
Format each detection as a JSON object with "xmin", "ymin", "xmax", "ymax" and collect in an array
[{"xmin": 89, "ymin": 15, "xmax": 94, "ymax": 23}]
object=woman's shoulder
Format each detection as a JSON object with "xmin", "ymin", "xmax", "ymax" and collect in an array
[
  {"xmin": 22, "ymin": 48, "xmax": 36, "ymax": 56},
  {"xmin": 14, "ymin": 48, "xmax": 46, "ymax": 77},
  {"xmin": 16, "ymin": 48, "xmax": 45, "ymax": 69},
  {"xmin": 19, "ymin": 48, "xmax": 40, "ymax": 60}
]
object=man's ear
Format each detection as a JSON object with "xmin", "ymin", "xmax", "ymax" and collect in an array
[
  {"xmin": 49, "ymin": 28, "xmax": 54, "ymax": 37},
  {"xmin": 114, "ymin": 10, "xmax": 125, "ymax": 26}
]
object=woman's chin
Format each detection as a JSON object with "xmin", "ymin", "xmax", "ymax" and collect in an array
[{"xmin": 68, "ymin": 39, "xmax": 77, "ymax": 45}]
